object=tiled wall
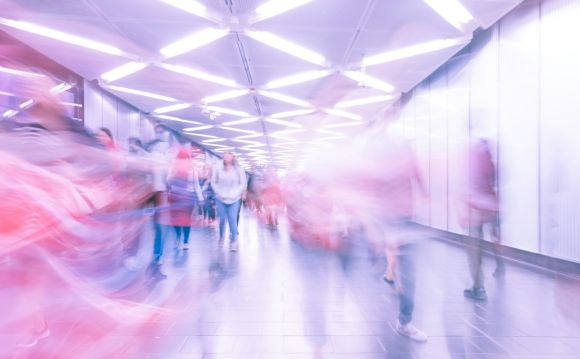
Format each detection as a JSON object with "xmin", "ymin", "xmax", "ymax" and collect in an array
[{"xmin": 399, "ymin": 0, "xmax": 580, "ymax": 262}]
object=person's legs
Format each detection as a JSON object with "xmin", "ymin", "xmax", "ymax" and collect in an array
[
  {"xmin": 395, "ymin": 240, "xmax": 427, "ymax": 342},
  {"xmin": 153, "ymin": 222, "xmax": 164, "ymax": 262},
  {"xmin": 384, "ymin": 244, "xmax": 398, "ymax": 284},
  {"xmin": 468, "ymin": 225, "xmax": 484, "ymax": 289},
  {"xmin": 227, "ymin": 200, "xmax": 241, "ymax": 242},
  {"xmin": 464, "ymin": 224, "xmax": 487, "ymax": 300},
  {"xmin": 397, "ymin": 243, "xmax": 415, "ymax": 325},
  {"xmin": 174, "ymin": 226, "xmax": 182, "ymax": 239},
  {"xmin": 490, "ymin": 216, "xmax": 505, "ymax": 277},
  {"xmin": 183, "ymin": 226, "xmax": 191, "ymax": 244},
  {"xmin": 216, "ymin": 199, "xmax": 227, "ymax": 240}
]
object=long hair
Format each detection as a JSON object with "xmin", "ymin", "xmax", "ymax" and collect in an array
[{"xmin": 222, "ymin": 150, "xmax": 238, "ymax": 167}]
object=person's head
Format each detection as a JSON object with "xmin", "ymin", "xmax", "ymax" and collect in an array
[
  {"xmin": 96, "ymin": 127, "xmax": 114, "ymax": 148},
  {"xmin": 176, "ymin": 147, "xmax": 191, "ymax": 160},
  {"xmin": 128, "ymin": 137, "xmax": 143, "ymax": 152},
  {"xmin": 222, "ymin": 151, "xmax": 236, "ymax": 167},
  {"xmin": 154, "ymin": 124, "xmax": 170, "ymax": 141}
]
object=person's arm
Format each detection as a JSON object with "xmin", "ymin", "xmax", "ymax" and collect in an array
[
  {"xmin": 238, "ymin": 168, "xmax": 248, "ymax": 200},
  {"xmin": 192, "ymin": 168, "xmax": 203, "ymax": 201},
  {"xmin": 211, "ymin": 167, "xmax": 222, "ymax": 199}
]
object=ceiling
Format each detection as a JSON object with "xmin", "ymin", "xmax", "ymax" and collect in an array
[{"xmin": 0, "ymin": 0, "xmax": 523, "ymax": 169}]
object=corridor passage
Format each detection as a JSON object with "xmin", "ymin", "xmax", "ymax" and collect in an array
[{"xmin": 4, "ymin": 213, "xmax": 579, "ymax": 359}]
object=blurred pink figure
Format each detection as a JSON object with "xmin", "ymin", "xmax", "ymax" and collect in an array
[
  {"xmin": 0, "ymin": 70, "xmax": 207, "ymax": 357},
  {"xmin": 461, "ymin": 138, "xmax": 505, "ymax": 301}
]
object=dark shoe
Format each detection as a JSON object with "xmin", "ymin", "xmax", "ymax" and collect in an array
[
  {"xmin": 383, "ymin": 275, "xmax": 395, "ymax": 285},
  {"xmin": 464, "ymin": 287, "xmax": 487, "ymax": 301}
]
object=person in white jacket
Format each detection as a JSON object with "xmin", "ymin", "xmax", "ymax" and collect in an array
[{"xmin": 211, "ymin": 151, "xmax": 246, "ymax": 251}]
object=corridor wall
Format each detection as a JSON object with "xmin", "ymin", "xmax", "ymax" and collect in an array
[
  {"xmin": 397, "ymin": 0, "xmax": 580, "ymax": 262},
  {"xmin": 83, "ymin": 81, "xmax": 155, "ymax": 147}
]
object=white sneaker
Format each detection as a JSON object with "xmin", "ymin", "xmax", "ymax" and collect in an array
[
  {"xmin": 230, "ymin": 241, "xmax": 239, "ymax": 252},
  {"xmin": 396, "ymin": 321, "xmax": 428, "ymax": 342},
  {"xmin": 182, "ymin": 243, "xmax": 189, "ymax": 250},
  {"xmin": 174, "ymin": 239, "xmax": 181, "ymax": 250}
]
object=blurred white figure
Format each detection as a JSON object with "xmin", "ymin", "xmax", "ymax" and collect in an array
[{"xmin": 307, "ymin": 117, "xmax": 428, "ymax": 342}]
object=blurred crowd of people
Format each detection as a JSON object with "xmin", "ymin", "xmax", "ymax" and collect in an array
[{"xmin": 1, "ymin": 63, "xmax": 505, "ymax": 355}]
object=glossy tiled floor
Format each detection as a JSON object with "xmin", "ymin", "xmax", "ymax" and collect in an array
[{"xmin": 4, "ymin": 212, "xmax": 580, "ymax": 358}]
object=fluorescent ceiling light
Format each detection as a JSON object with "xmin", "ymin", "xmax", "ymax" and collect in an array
[
  {"xmin": 60, "ymin": 102, "xmax": 83, "ymax": 107},
  {"xmin": 364, "ymin": 37, "xmax": 471, "ymax": 67},
  {"xmin": 205, "ymin": 143, "xmax": 230, "ymax": 148},
  {"xmin": 222, "ymin": 117, "xmax": 260, "ymax": 126},
  {"xmin": 265, "ymin": 118, "xmax": 303, "ymax": 128},
  {"xmin": 272, "ymin": 141, "xmax": 299, "ymax": 147},
  {"xmin": 246, "ymin": 30, "xmax": 327, "ymax": 67},
  {"xmin": 0, "ymin": 90, "xmax": 16, "ymax": 97},
  {"xmin": 0, "ymin": 65, "xmax": 44, "ymax": 78},
  {"xmin": 161, "ymin": 64, "xmax": 239, "ymax": 87},
  {"xmin": 2, "ymin": 109, "xmax": 17, "ymax": 118},
  {"xmin": 184, "ymin": 133, "xmax": 218, "ymax": 139},
  {"xmin": 254, "ymin": 0, "xmax": 313, "ymax": 22},
  {"xmin": 160, "ymin": 28, "xmax": 229, "ymax": 59},
  {"xmin": 231, "ymin": 138, "xmax": 262, "ymax": 145},
  {"xmin": 159, "ymin": 0, "xmax": 207, "ymax": 16},
  {"xmin": 19, "ymin": 99, "xmax": 34, "ymax": 109},
  {"xmin": 324, "ymin": 121, "xmax": 365, "ymax": 129},
  {"xmin": 153, "ymin": 103, "xmax": 191, "ymax": 114},
  {"xmin": 218, "ymin": 126, "xmax": 258, "ymax": 134},
  {"xmin": 50, "ymin": 83, "xmax": 72, "ymax": 94},
  {"xmin": 343, "ymin": 71, "xmax": 395, "ymax": 93},
  {"xmin": 204, "ymin": 106, "xmax": 250, "ymax": 117},
  {"xmin": 423, "ymin": 0, "xmax": 474, "ymax": 30},
  {"xmin": 101, "ymin": 62, "xmax": 147, "ymax": 82},
  {"xmin": 259, "ymin": 90, "xmax": 311, "ymax": 107},
  {"xmin": 270, "ymin": 109, "xmax": 314, "ymax": 118},
  {"xmin": 236, "ymin": 133, "xmax": 264, "ymax": 139},
  {"xmin": 264, "ymin": 70, "xmax": 331, "ymax": 89},
  {"xmin": 242, "ymin": 143, "xmax": 268, "ymax": 148},
  {"xmin": 215, "ymin": 147, "xmax": 236, "ymax": 152},
  {"xmin": 104, "ymin": 84, "xmax": 177, "ymax": 102},
  {"xmin": 0, "ymin": 18, "xmax": 125, "ymax": 57},
  {"xmin": 335, "ymin": 95, "xmax": 394, "ymax": 108},
  {"xmin": 324, "ymin": 108, "xmax": 362, "ymax": 121},
  {"xmin": 154, "ymin": 114, "xmax": 202, "ymax": 125},
  {"xmin": 183, "ymin": 125, "xmax": 214, "ymax": 131},
  {"xmin": 202, "ymin": 89, "xmax": 249, "ymax": 103},
  {"xmin": 202, "ymin": 138, "xmax": 227, "ymax": 143}
]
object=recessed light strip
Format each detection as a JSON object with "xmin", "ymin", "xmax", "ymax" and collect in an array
[
  {"xmin": 245, "ymin": 30, "xmax": 328, "ymax": 67},
  {"xmin": 264, "ymin": 70, "xmax": 331, "ymax": 89},
  {"xmin": 364, "ymin": 36, "xmax": 471, "ymax": 67},
  {"xmin": 0, "ymin": 18, "xmax": 127, "ymax": 57},
  {"xmin": 101, "ymin": 62, "xmax": 148, "ymax": 83},
  {"xmin": 154, "ymin": 103, "xmax": 192, "ymax": 114},
  {"xmin": 104, "ymin": 84, "xmax": 178, "ymax": 102},
  {"xmin": 160, "ymin": 28, "xmax": 229, "ymax": 59}
]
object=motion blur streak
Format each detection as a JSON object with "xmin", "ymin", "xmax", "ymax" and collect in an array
[{"xmin": 0, "ymin": 63, "xmax": 208, "ymax": 358}]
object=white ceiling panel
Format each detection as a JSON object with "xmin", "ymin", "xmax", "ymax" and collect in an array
[
  {"xmin": 111, "ymin": 64, "xmax": 235, "ymax": 103},
  {"xmin": 2, "ymin": 0, "xmax": 525, "ymax": 167}
]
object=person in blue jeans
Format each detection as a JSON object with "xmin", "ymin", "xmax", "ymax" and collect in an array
[{"xmin": 211, "ymin": 151, "xmax": 247, "ymax": 252}]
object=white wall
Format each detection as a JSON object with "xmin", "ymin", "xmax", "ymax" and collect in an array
[
  {"xmin": 83, "ymin": 81, "xmax": 154, "ymax": 147},
  {"xmin": 397, "ymin": 0, "xmax": 580, "ymax": 262}
]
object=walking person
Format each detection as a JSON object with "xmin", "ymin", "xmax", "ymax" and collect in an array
[
  {"xmin": 211, "ymin": 151, "xmax": 246, "ymax": 252},
  {"xmin": 167, "ymin": 148, "xmax": 202, "ymax": 250},
  {"xmin": 461, "ymin": 137, "xmax": 505, "ymax": 301}
]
